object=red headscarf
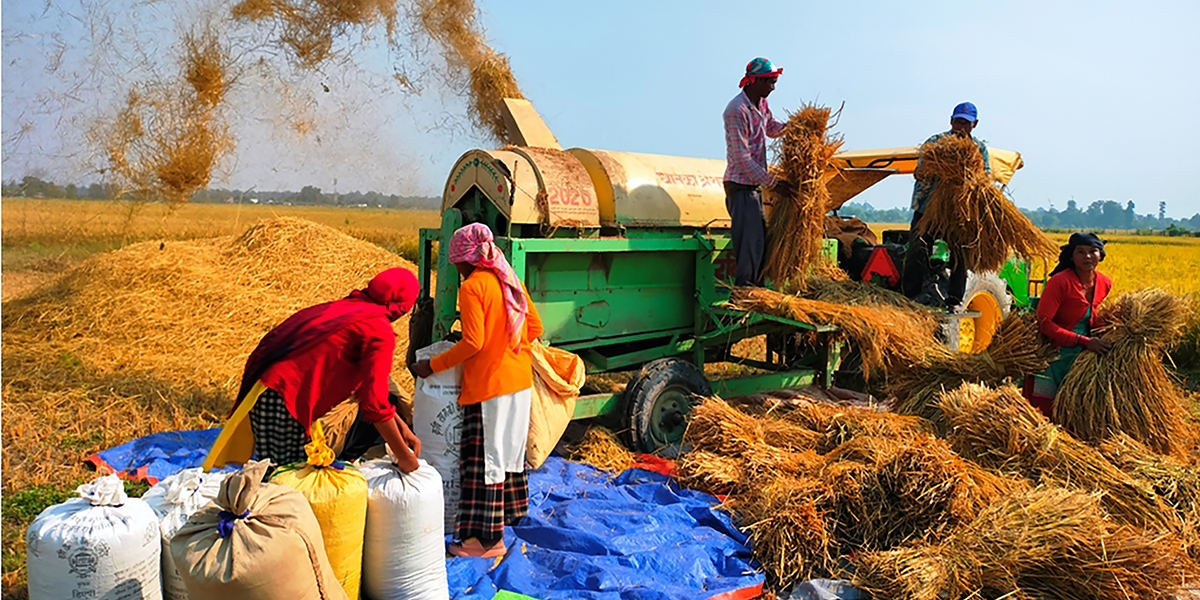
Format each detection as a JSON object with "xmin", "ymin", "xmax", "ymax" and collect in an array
[
  {"xmin": 233, "ymin": 268, "xmax": 418, "ymax": 406},
  {"xmin": 447, "ymin": 223, "xmax": 528, "ymax": 352}
]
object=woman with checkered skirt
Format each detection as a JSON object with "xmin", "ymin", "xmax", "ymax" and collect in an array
[
  {"xmin": 206, "ymin": 268, "xmax": 424, "ymax": 475},
  {"xmin": 410, "ymin": 223, "xmax": 544, "ymax": 558}
]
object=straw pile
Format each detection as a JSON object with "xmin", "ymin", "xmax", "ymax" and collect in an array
[
  {"xmin": 889, "ymin": 311, "xmax": 1055, "ymax": 428},
  {"xmin": 792, "ymin": 276, "xmax": 932, "ymax": 312},
  {"xmin": 914, "ymin": 134, "xmax": 1057, "ymax": 273},
  {"xmin": 938, "ymin": 383, "xmax": 1174, "ymax": 529},
  {"xmin": 1055, "ymin": 288, "xmax": 1196, "ymax": 458},
  {"xmin": 1101, "ymin": 434, "xmax": 1200, "ymax": 560},
  {"xmin": 680, "ymin": 397, "xmax": 1022, "ymax": 588},
  {"xmin": 730, "ymin": 287, "xmax": 940, "ymax": 377},
  {"xmin": 412, "ymin": 0, "xmax": 524, "ymax": 143},
  {"xmin": 568, "ymin": 427, "xmax": 633, "ymax": 475},
  {"xmin": 1, "ymin": 218, "xmax": 415, "ymax": 491},
  {"xmin": 96, "ymin": 26, "xmax": 232, "ymax": 204},
  {"xmin": 232, "ymin": 0, "xmax": 399, "ymax": 66},
  {"xmin": 761, "ymin": 106, "xmax": 845, "ymax": 285},
  {"xmin": 854, "ymin": 486, "xmax": 1194, "ymax": 600}
]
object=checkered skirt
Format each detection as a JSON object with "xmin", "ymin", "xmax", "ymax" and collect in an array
[
  {"xmin": 248, "ymin": 388, "xmax": 309, "ymax": 467},
  {"xmin": 455, "ymin": 401, "xmax": 529, "ymax": 544}
]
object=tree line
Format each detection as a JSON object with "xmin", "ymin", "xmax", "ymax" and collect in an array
[
  {"xmin": 839, "ymin": 199, "xmax": 1200, "ymax": 234},
  {"xmin": 1, "ymin": 177, "xmax": 440, "ymax": 210}
]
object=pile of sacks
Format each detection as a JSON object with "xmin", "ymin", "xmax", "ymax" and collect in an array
[{"xmin": 26, "ymin": 423, "xmax": 449, "ymax": 600}]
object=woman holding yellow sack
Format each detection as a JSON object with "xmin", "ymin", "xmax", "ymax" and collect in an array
[
  {"xmin": 206, "ymin": 268, "xmax": 422, "ymax": 473},
  {"xmin": 410, "ymin": 223, "xmax": 543, "ymax": 559}
]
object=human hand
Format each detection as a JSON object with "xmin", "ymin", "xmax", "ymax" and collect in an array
[
  {"xmin": 1084, "ymin": 337, "xmax": 1112, "ymax": 355},
  {"xmin": 409, "ymin": 359, "xmax": 434, "ymax": 379},
  {"xmin": 398, "ymin": 416, "xmax": 422, "ymax": 456}
]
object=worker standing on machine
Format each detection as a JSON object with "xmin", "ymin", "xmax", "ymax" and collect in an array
[
  {"xmin": 723, "ymin": 57, "xmax": 794, "ymax": 287},
  {"xmin": 409, "ymin": 223, "xmax": 544, "ymax": 559},
  {"xmin": 903, "ymin": 102, "xmax": 990, "ymax": 308}
]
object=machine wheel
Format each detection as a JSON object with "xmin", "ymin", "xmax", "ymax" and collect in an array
[
  {"xmin": 624, "ymin": 358, "xmax": 712, "ymax": 454},
  {"xmin": 944, "ymin": 271, "xmax": 1012, "ymax": 353}
]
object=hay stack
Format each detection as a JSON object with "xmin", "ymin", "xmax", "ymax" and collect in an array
[
  {"xmin": 938, "ymin": 383, "xmax": 1175, "ymax": 529},
  {"xmin": 1055, "ymin": 288, "xmax": 1196, "ymax": 458},
  {"xmin": 914, "ymin": 134, "xmax": 1057, "ymax": 273},
  {"xmin": 890, "ymin": 311, "xmax": 1055, "ymax": 428},
  {"xmin": 854, "ymin": 486, "xmax": 1195, "ymax": 600},
  {"xmin": 761, "ymin": 106, "xmax": 844, "ymax": 285},
  {"xmin": 568, "ymin": 426, "xmax": 633, "ymax": 474},
  {"xmin": 1, "ymin": 218, "xmax": 415, "ymax": 491},
  {"xmin": 730, "ymin": 287, "xmax": 940, "ymax": 377}
]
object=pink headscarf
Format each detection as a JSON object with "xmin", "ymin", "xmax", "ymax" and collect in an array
[{"xmin": 447, "ymin": 223, "xmax": 529, "ymax": 352}]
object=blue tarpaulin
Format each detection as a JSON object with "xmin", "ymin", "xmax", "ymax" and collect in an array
[{"xmin": 89, "ymin": 431, "xmax": 764, "ymax": 600}]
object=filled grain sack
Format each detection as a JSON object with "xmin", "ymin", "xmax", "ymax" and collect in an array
[
  {"xmin": 527, "ymin": 341, "xmax": 586, "ymax": 469},
  {"xmin": 271, "ymin": 420, "xmax": 368, "ymax": 600},
  {"xmin": 170, "ymin": 460, "xmax": 348, "ymax": 600},
  {"xmin": 143, "ymin": 468, "xmax": 228, "ymax": 600},
  {"xmin": 412, "ymin": 340, "xmax": 463, "ymax": 534},
  {"xmin": 360, "ymin": 457, "xmax": 449, "ymax": 600},
  {"xmin": 26, "ymin": 474, "xmax": 162, "ymax": 600}
]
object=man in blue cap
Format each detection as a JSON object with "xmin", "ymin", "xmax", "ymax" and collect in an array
[
  {"xmin": 722, "ymin": 57, "xmax": 794, "ymax": 287},
  {"xmin": 902, "ymin": 102, "xmax": 991, "ymax": 308}
]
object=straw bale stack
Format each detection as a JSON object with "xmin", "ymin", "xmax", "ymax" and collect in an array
[
  {"xmin": 890, "ymin": 311, "xmax": 1054, "ymax": 428},
  {"xmin": 730, "ymin": 287, "xmax": 940, "ymax": 377},
  {"xmin": 854, "ymin": 486, "xmax": 1196, "ymax": 600},
  {"xmin": 1, "ymin": 218, "xmax": 415, "ymax": 490},
  {"xmin": 761, "ymin": 105, "xmax": 844, "ymax": 285},
  {"xmin": 914, "ymin": 134, "xmax": 1057, "ymax": 273},
  {"xmin": 1056, "ymin": 288, "xmax": 1197, "ymax": 458},
  {"xmin": 938, "ymin": 383, "xmax": 1175, "ymax": 529}
]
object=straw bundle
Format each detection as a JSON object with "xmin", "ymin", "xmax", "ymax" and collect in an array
[
  {"xmin": 1101, "ymin": 434, "xmax": 1200, "ymax": 559},
  {"xmin": 761, "ymin": 106, "xmax": 845, "ymax": 285},
  {"xmin": 1, "ymin": 218, "xmax": 416, "ymax": 491},
  {"xmin": 855, "ymin": 486, "xmax": 1195, "ymax": 600},
  {"xmin": 232, "ymin": 0, "xmax": 399, "ymax": 66},
  {"xmin": 730, "ymin": 477, "xmax": 837, "ymax": 587},
  {"xmin": 730, "ymin": 287, "xmax": 940, "ymax": 377},
  {"xmin": 938, "ymin": 383, "xmax": 1175, "ymax": 529},
  {"xmin": 1055, "ymin": 288, "xmax": 1196, "ymax": 457},
  {"xmin": 889, "ymin": 311, "xmax": 1055, "ymax": 428},
  {"xmin": 914, "ymin": 133, "xmax": 1057, "ymax": 273},
  {"xmin": 412, "ymin": 0, "xmax": 525, "ymax": 142},
  {"xmin": 684, "ymin": 398, "xmax": 823, "ymax": 481},
  {"xmin": 568, "ymin": 426, "xmax": 633, "ymax": 474},
  {"xmin": 779, "ymin": 401, "xmax": 930, "ymax": 453},
  {"xmin": 794, "ymin": 276, "xmax": 932, "ymax": 312}
]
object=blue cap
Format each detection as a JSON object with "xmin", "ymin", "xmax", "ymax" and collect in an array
[{"xmin": 951, "ymin": 102, "xmax": 978, "ymax": 122}]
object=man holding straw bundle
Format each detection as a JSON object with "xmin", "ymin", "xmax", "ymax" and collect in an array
[
  {"xmin": 903, "ymin": 102, "xmax": 990, "ymax": 307},
  {"xmin": 723, "ymin": 57, "xmax": 795, "ymax": 287}
]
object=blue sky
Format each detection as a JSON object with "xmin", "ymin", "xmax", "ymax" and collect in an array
[{"xmin": 4, "ymin": 0, "xmax": 1199, "ymax": 217}]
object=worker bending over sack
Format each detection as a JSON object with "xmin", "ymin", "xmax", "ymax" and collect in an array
[
  {"xmin": 1023, "ymin": 233, "xmax": 1113, "ymax": 417},
  {"xmin": 205, "ymin": 268, "xmax": 423, "ymax": 474},
  {"xmin": 410, "ymin": 223, "xmax": 544, "ymax": 558}
]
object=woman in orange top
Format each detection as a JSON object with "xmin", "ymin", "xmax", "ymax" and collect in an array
[{"xmin": 410, "ymin": 223, "xmax": 543, "ymax": 558}]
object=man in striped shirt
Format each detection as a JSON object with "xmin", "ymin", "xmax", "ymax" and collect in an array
[{"xmin": 723, "ymin": 57, "xmax": 794, "ymax": 287}]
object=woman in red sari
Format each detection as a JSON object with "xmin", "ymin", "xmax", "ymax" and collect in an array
[{"xmin": 1024, "ymin": 233, "xmax": 1113, "ymax": 417}]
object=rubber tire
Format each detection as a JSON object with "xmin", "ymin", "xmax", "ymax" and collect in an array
[
  {"xmin": 943, "ymin": 271, "xmax": 1012, "ymax": 353},
  {"xmin": 623, "ymin": 358, "xmax": 712, "ymax": 454}
]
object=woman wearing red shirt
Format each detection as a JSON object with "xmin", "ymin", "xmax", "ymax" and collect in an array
[
  {"xmin": 1024, "ymin": 233, "xmax": 1113, "ymax": 417},
  {"xmin": 411, "ymin": 223, "xmax": 543, "ymax": 558},
  {"xmin": 207, "ymin": 268, "xmax": 423, "ymax": 473}
]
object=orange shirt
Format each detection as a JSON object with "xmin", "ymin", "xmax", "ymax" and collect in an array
[{"xmin": 429, "ymin": 269, "xmax": 544, "ymax": 405}]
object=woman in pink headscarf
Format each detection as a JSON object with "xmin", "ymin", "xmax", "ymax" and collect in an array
[{"xmin": 410, "ymin": 223, "xmax": 543, "ymax": 558}]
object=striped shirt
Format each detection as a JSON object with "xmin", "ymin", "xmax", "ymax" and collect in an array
[
  {"xmin": 723, "ymin": 91, "xmax": 786, "ymax": 186},
  {"xmin": 911, "ymin": 131, "xmax": 990, "ymax": 213}
]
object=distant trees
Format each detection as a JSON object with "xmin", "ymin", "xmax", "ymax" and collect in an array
[{"xmin": 841, "ymin": 200, "xmax": 1200, "ymax": 233}]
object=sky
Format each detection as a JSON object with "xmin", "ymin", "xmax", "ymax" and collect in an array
[{"xmin": 3, "ymin": 0, "xmax": 1200, "ymax": 217}]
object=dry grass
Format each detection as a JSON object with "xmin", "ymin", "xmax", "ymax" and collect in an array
[
  {"xmin": 889, "ymin": 311, "xmax": 1055, "ymax": 429},
  {"xmin": 1055, "ymin": 288, "xmax": 1197, "ymax": 457},
  {"xmin": 938, "ymin": 383, "xmax": 1175, "ymax": 530},
  {"xmin": 729, "ymin": 287, "xmax": 940, "ymax": 377},
  {"xmin": 232, "ymin": 0, "xmax": 399, "ymax": 66},
  {"xmin": 1, "ymin": 218, "xmax": 416, "ymax": 493},
  {"xmin": 1100, "ymin": 434, "xmax": 1200, "ymax": 560},
  {"xmin": 567, "ymin": 426, "xmax": 633, "ymax": 474},
  {"xmin": 854, "ymin": 486, "xmax": 1196, "ymax": 600},
  {"xmin": 761, "ymin": 106, "xmax": 844, "ymax": 285},
  {"xmin": 915, "ymin": 134, "xmax": 1057, "ymax": 272}
]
